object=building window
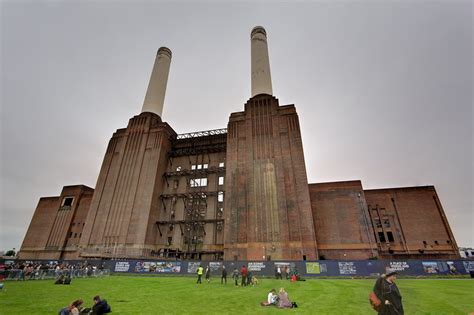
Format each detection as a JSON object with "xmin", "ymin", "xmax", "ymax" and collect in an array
[
  {"xmin": 374, "ymin": 219, "xmax": 381, "ymax": 228},
  {"xmin": 190, "ymin": 178, "xmax": 208, "ymax": 187},
  {"xmin": 69, "ymin": 232, "xmax": 73, "ymax": 238},
  {"xmin": 62, "ymin": 197, "xmax": 74, "ymax": 207},
  {"xmin": 387, "ymin": 231, "xmax": 394, "ymax": 242},
  {"xmin": 218, "ymin": 176, "xmax": 224, "ymax": 186},
  {"xmin": 176, "ymin": 166, "xmax": 182, "ymax": 171},
  {"xmin": 191, "ymin": 165, "xmax": 196, "ymax": 170},
  {"xmin": 219, "ymin": 162, "xmax": 225, "ymax": 167},
  {"xmin": 378, "ymin": 232, "xmax": 386, "ymax": 243},
  {"xmin": 173, "ymin": 180, "xmax": 179, "ymax": 189},
  {"xmin": 74, "ymin": 233, "xmax": 77, "ymax": 238},
  {"xmin": 167, "ymin": 237, "xmax": 173, "ymax": 246},
  {"xmin": 383, "ymin": 218, "xmax": 391, "ymax": 228},
  {"xmin": 197, "ymin": 164, "xmax": 202, "ymax": 169},
  {"xmin": 218, "ymin": 191, "xmax": 224, "ymax": 203},
  {"xmin": 203, "ymin": 163, "xmax": 208, "ymax": 169}
]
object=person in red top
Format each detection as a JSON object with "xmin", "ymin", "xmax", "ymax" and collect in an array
[{"xmin": 240, "ymin": 265, "xmax": 248, "ymax": 287}]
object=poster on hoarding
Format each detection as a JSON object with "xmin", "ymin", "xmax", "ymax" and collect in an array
[
  {"xmin": 422, "ymin": 262, "xmax": 439, "ymax": 273},
  {"xmin": 114, "ymin": 262, "xmax": 130, "ymax": 272},
  {"xmin": 462, "ymin": 261, "xmax": 474, "ymax": 272},
  {"xmin": 209, "ymin": 262, "xmax": 222, "ymax": 273},
  {"xmin": 188, "ymin": 262, "xmax": 201, "ymax": 274},
  {"xmin": 338, "ymin": 262, "xmax": 356, "ymax": 275},
  {"xmin": 388, "ymin": 261, "xmax": 410, "ymax": 272},
  {"xmin": 248, "ymin": 262, "xmax": 266, "ymax": 272},
  {"xmin": 306, "ymin": 262, "xmax": 327, "ymax": 274},
  {"xmin": 154, "ymin": 261, "xmax": 181, "ymax": 273}
]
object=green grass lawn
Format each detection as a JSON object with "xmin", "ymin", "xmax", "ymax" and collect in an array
[{"xmin": 0, "ymin": 276, "xmax": 473, "ymax": 314}]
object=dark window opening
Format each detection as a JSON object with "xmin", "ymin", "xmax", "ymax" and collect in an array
[
  {"xmin": 303, "ymin": 255, "xmax": 307, "ymax": 261},
  {"xmin": 387, "ymin": 231, "xmax": 394, "ymax": 242},
  {"xmin": 383, "ymin": 218, "xmax": 391, "ymax": 228},
  {"xmin": 446, "ymin": 240, "xmax": 451, "ymax": 244},
  {"xmin": 74, "ymin": 233, "xmax": 77, "ymax": 238},
  {"xmin": 434, "ymin": 240, "xmax": 439, "ymax": 245},
  {"xmin": 167, "ymin": 237, "xmax": 172, "ymax": 246},
  {"xmin": 378, "ymin": 232, "xmax": 386, "ymax": 243},
  {"xmin": 266, "ymin": 255, "xmax": 271, "ymax": 261},
  {"xmin": 63, "ymin": 197, "xmax": 74, "ymax": 207},
  {"xmin": 374, "ymin": 219, "xmax": 382, "ymax": 228},
  {"xmin": 69, "ymin": 232, "xmax": 73, "ymax": 238}
]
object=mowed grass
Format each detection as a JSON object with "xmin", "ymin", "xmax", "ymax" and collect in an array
[{"xmin": 0, "ymin": 276, "xmax": 473, "ymax": 314}]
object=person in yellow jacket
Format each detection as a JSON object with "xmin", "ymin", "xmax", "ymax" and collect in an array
[{"xmin": 196, "ymin": 265, "xmax": 204, "ymax": 284}]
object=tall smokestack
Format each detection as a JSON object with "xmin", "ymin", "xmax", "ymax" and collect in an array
[
  {"xmin": 142, "ymin": 47, "xmax": 172, "ymax": 117},
  {"xmin": 251, "ymin": 26, "xmax": 273, "ymax": 97}
]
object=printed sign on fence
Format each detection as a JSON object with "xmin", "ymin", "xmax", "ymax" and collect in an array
[
  {"xmin": 388, "ymin": 261, "xmax": 410, "ymax": 272},
  {"xmin": 114, "ymin": 262, "xmax": 130, "ymax": 272},
  {"xmin": 248, "ymin": 262, "xmax": 266, "ymax": 272},
  {"xmin": 306, "ymin": 262, "xmax": 326, "ymax": 274},
  {"xmin": 187, "ymin": 262, "xmax": 201, "ymax": 274},
  {"xmin": 338, "ymin": 262, "xmax": 357, "ymax": 275}
]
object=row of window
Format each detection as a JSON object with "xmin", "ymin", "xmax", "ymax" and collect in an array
[
  {"xmin": 189, "ymin": 177, "xmax": 224, "ymax": 187},
  {"xmin": 69, "ymin": 232, "xmax": 82, "ymax": 239},
  {"xmin": 176, "ymin": 162, "xmax": 225, "ymax": 172}
]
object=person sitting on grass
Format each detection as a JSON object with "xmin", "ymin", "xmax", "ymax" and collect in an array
[
  {"xmin": 250, "ymin": 275, "xmax": 259, "ymax": 286},
  {"xmin": 277, "ymin": 288, "xmax": 293, "ymax": 309},
  {"xmin": 58, "ymin": 299, "xmax": 84, "ymax": 315},
  {"xmin": 89, "ymin": 295, "xmax": 111, "ymax": 315},
  {"xmin": 260, "ymin": 288, "xmax": 278, "ymax": 306}
]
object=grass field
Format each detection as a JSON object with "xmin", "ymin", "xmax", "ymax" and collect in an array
[{"xmin": 0, "ymin": 276, "xmax": 473, "ymax": 314}]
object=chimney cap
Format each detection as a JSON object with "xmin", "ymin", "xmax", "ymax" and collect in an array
[
  {"xmin": 251, "ymin": 26, "xmax": 267, "ymax": 38},
  {"xmin": 157, "ymin": 47, "xmax": 172, "ymax": 58}
]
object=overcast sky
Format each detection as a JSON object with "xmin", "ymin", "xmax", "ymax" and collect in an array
[{"xmin": 1, "ymin": 1, "xmax": 472, "ymax": 251}]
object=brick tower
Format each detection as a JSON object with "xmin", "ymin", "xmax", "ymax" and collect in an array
[
  {"xmin": 223, "ymin": 27, "xmax": 319, "ymax": 260},
  {"xmin": 79, "ymin": 48, "xmax": 176, "ymax": 258}
]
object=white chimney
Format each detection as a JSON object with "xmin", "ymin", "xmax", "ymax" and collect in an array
[
  {"xmin": 142, "ymin": 47, "xmax": 172, "ymax": 117},
  {"xmin": 251, "ymin": 26, "xmax": 273, "ymax": 97}
]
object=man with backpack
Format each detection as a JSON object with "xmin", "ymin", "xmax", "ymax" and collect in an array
[{"xmin": 371, "ymin": 272, "xmax": 404, "ymax": 314}]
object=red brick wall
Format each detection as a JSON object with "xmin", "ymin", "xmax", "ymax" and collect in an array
[
  {"xmin": 224, "ymin": 95, "xmax": 318, "ymax": 260},
  {"xmin": 364, "ymin": 186, "xmax": 459, "ymax": 259},
  {"xmin": 79, "ymin": 112, "xmax": 177, "ymax": 259},
  {"xmin": 309, "ymin": 181, "xmax": 378, "ymax": 260}
]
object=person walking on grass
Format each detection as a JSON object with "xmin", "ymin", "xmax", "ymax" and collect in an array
[
  {"xmin": 221, "ymin": 266, "xmax": 227, "ymax": 284},
  {"xmin": 205, "ymin": 266, "xmax": 211, "ymax": 283},
  {"xmin": 232, "ymin": 267, "xmax": 239, "ymax": 286},
  {"xmin": 196, "ymin": 265, "xmax": 204, "ymax": 284},
  {"xmin": 240, "ymin": 265, "xmax": 248, "ymax": 287},
  {"xmin": 373, "ymin": 271, "xmax": 404, "ymax": 315}
]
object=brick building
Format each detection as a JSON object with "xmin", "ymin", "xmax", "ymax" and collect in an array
[{"xmin": 19, "ymin": 27, "xmax": 459, "ymax": 261}]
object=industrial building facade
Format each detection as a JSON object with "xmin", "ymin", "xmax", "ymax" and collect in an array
[{"xmin": 19, "ymin": 27, "xmax": 460, "ymax": 261}]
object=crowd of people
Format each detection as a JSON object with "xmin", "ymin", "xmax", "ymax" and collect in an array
[
  {"xmin": 58, "ymin": 295, "xmax": 111, "ymax": 315},
  {"xmin": 0, "ymin": 262, "xmax": 108, "ymax": 281}
]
